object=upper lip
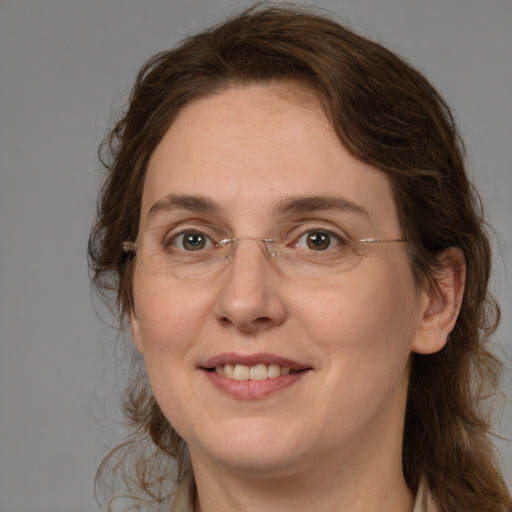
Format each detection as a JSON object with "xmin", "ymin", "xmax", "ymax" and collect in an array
[{"xmin": 202, "ymin": 352, "xmax": 310, "ymax": 371}]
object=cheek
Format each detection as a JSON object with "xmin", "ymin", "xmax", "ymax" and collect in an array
[
  {"xmin": 131, "ymin": 278, "xmax": 211, "ymax": 426},
  {"xmin": 131, "ymin": 274, "xmax": 213, "ymax": 364},
  {"xmin": 298, "ymin": 264, "xmax": 419, "ymax": 376}
]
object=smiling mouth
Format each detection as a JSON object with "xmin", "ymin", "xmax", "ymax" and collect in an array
[
  {"xmin": 202, "ymin": 356, "xmax": 311, "ymax": 399},
  {"xmin": 207, "ymin": 363, "xmax": 305, "ymax": 381}
]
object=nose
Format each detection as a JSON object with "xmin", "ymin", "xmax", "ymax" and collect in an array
[{"xmin": 214, "ymin": 238, "xmax": 287, "ymax": 333}]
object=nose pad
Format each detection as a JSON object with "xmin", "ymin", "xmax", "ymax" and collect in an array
[
  {"xmin": 223, "ymin": 236, "xmax": 277, "ymax": 263},
  {"xmin": 214, "ymin": 238, "xmax": 287, "ymax": 333}
]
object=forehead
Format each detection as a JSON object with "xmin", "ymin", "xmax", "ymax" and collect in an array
[{"xmin": 141, "ymin": 82, "xmax": 400, "ymax": 233}]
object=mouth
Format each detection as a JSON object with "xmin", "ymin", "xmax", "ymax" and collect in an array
[
  {"xmin": 200, "ymin": 353, "xmax": 311, "ymax": 399},
  {"xmin": 206, "ymin": 363, "xmax": 304, "ymax": 381}
]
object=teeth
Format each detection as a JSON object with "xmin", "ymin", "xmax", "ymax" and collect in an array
[
  {"xmin": 250, "ymin": 363, "xmax": 267, "ymax": 381},
  {"xmin": 234, "ymin": 364, "xmax": 250, "ymax": 381},
  {"xmin": 224, "ymin": 364, "xmax": 235, "ymax": 379},
  {"xmin": 213, "ymin": 363, "xmax": 293, "ymax": 380},
  {"xmin": 268, "ymin": 364, "xmax": 280, "ymax": 378}
]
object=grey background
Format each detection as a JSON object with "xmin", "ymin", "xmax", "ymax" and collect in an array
[{"xmin": 1, "ymin": 1, "xmax": 511, "ymax": 510}]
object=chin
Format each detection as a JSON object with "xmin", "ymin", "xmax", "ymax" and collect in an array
[
  {"xmin": 187, "ymin": 417, "xmax": 311, "ymax": 476},
  {"xmin": 202, "ymin": 447, "xmax": 305, "ymax": 477}
]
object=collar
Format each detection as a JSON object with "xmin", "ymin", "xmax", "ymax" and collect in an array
[
  {"xmin": 171, "ymin": 472, "xmax": 439, "ymax": 512},
  {"xmin": 413, "ymin": 476, "xmax": 439, "ymax": 512}
]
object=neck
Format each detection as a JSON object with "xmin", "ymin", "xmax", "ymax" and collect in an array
[{"xmin": 190, "ymin": 430, "xmax": 414, "ymax": 512}]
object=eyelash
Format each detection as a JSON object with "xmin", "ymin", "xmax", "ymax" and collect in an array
[
  {"xmin": 292, "ymin": 229, "xmax": 346, "ymax": 251},
  {"xmin": 162, "ymin": 224, "xmax": 351, "ymax": 252},
  {"xmin": 169, "ymin": 230, "xmax": 214, "ymax": 251}
]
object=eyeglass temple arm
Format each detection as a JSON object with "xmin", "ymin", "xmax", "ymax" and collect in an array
[
  {"xmin": 123, "ymin": 241, "xmax": 137, "ymax": 252},
  {"xmin": 358, "ymin": 238, "xmax": 408, "ymax": 244}
]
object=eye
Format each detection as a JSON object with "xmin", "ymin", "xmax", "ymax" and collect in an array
[
  {"xmin": 171, "ymin": 231, "xmax": 213, "ymax": 251},
  {"xmin": 294, "ymin": 230, "xmax": 344, "ymax": 251}
]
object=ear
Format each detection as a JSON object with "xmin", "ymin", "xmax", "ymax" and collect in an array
[
  {"xmin": 412, "ymin": 247, "xmax": 466, "ymax": 355},
  {"xmin": 129, "ymin": 307, "xmax": 145, "ymax": 354}
]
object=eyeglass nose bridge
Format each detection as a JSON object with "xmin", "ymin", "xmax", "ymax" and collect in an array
[{"xmin": 218, "ymin": 236, "xmax": 280, "ymax": 261}]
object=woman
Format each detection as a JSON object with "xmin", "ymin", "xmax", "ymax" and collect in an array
[{"xmin": 89, "ymin": 6, "xmax": 511, "ymax": 512}]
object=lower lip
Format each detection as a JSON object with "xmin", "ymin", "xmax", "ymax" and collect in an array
[{"xmin": 202, "ymin": 370, "xmax": 308, "ymax": 399}]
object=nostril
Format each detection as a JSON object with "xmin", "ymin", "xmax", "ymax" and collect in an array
[
  {"xmin": 218, "ymin": 314, "xmax": 275, "ymax": 332},
  {"xmin": 254, "ymin": 316, "xmax": 273, "ymax": 325},
  {"xmin": 219, "ymin": 316, "xmax": 231, "ymax": 327}
]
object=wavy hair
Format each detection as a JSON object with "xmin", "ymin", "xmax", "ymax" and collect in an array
[{"xmin": 89, "ymin": 5, "xmax": 511, "ymax": 511}]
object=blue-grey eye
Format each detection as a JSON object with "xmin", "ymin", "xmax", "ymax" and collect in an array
[{"xmin": 173, "ymin": 232, "xmax": 212, "ymax": 251}]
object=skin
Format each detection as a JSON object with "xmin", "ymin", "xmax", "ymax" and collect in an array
[{"xmin": 129, "ymin": 82, "xmax": 464, "ymax": 512}]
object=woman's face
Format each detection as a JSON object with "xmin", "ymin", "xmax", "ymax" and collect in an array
[{"xmin": 130, "ymin": 82, "xmax": 435, "ymax": 477}]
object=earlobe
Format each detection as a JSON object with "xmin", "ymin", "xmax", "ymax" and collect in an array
[
  {"xmin": 412, "ymin": 247, "xmax": 466, "ymax": 355},
  {"xmin": 129, "ymin": 308, "xmax": 145, "ymax": 354}
]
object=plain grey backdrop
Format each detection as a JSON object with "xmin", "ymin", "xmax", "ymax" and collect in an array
[{"xmin": 1, "ymin": 1, "xmax": 511, "ymax": 510}]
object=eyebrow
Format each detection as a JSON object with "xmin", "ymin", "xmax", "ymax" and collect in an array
[
  {"xmin": 146, "ymin": 193, "xmax": 369, "ymax": 220},
  {"xmin": 273, "ymin": 195, "xmax": 369, "ymax": 218},
  {"xmin": 147, "ymin": 194, "xmax": 223, "ymax": 218}
]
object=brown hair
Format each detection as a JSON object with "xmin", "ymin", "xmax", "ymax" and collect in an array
[{"xmin": 89, "ymin": 5, "xmax": 511, "ymax": 511}]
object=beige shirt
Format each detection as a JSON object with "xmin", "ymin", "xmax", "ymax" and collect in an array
[{"xmin": 170, "ymin": 473, "xmax": 439, "ymax": 512}]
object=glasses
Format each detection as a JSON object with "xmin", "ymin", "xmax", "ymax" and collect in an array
[{"xmin": 123, "ymin": 222, "xmax": 408, "ymax": 279}]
